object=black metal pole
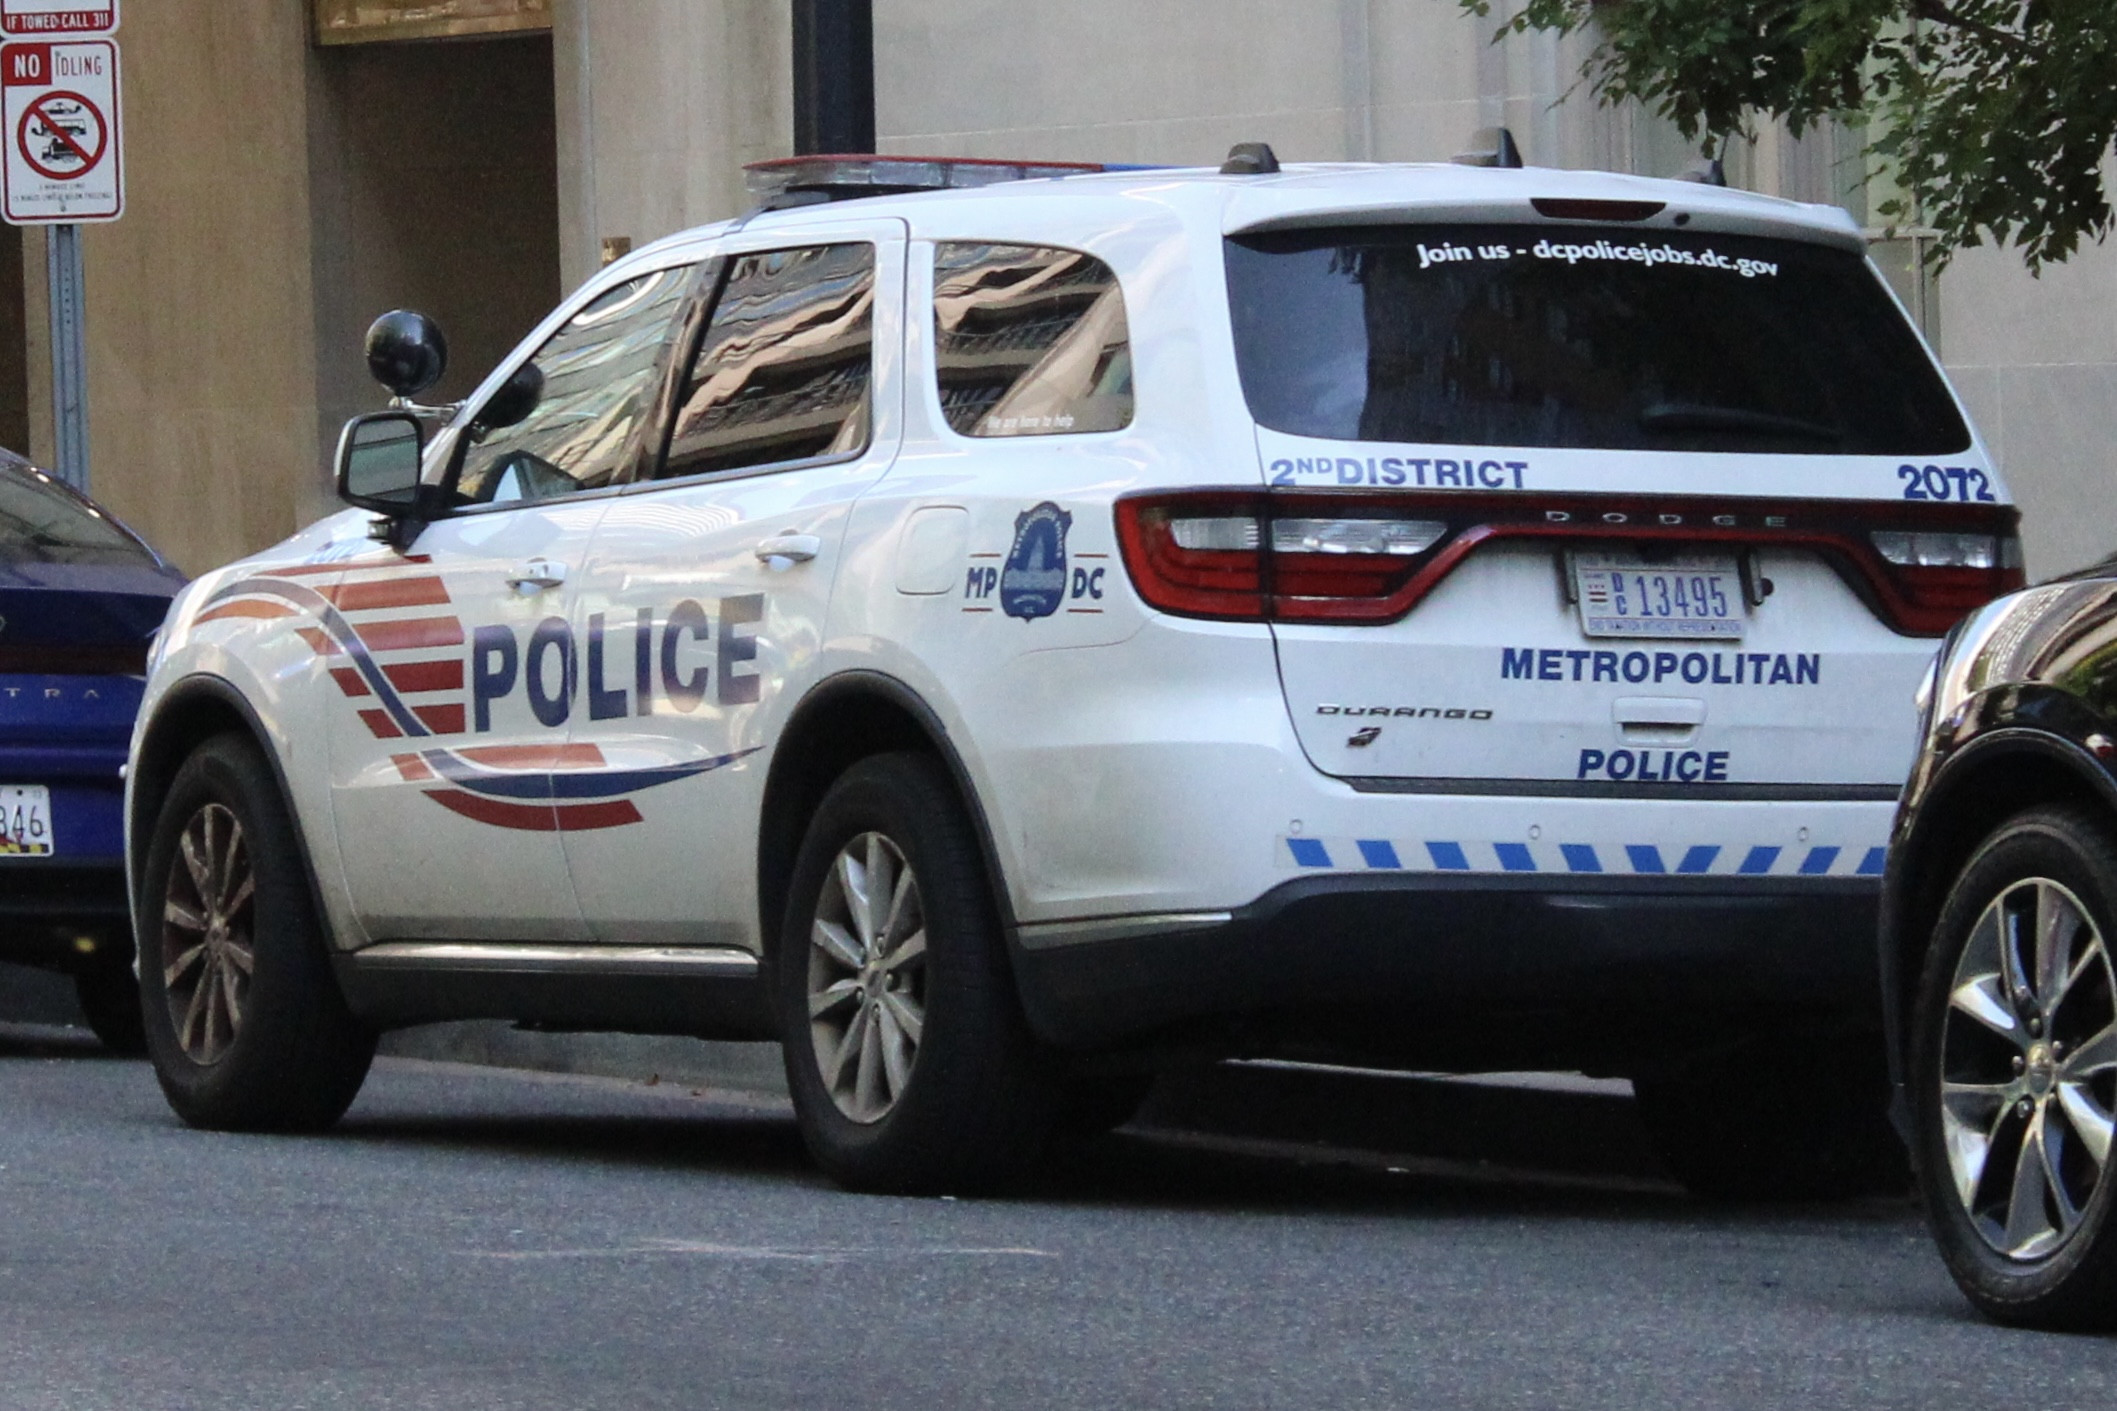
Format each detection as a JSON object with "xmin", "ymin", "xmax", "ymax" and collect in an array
[{"xmin": 792, "ymin": 0, "xmax": 875, "ymax": 154}]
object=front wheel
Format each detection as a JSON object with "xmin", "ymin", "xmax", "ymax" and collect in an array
[
  {"xmin": 1910, "ymin": 806, "xmax": 2117, "ymax": 1329},
  {"xmin": 138, "ymin": 733, "xmax": 375, "ymax": 1132},
  {"xmin": 776, "ymin": 752, "xmax": 1059, "ymax": 1193}
]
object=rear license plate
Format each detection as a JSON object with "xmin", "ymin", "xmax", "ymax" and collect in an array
[
  {"xmin": 0, "ymin": 785, "xmax": 52, "ymax": 855},
  {"xmin": 1571, "ymin": 552, "xmax": 1745, "ymax": 640}
]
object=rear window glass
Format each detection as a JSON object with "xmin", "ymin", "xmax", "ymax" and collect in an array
[
  {"xmin": 933, "ymin": 243, "xmax": 1132, "ymax": 437},
  {"xmin": 0, "ymin": 461, "xmax": 155, "ymax": 566},
  {"xmin": 1225, "ymin": 224, "xmax": 1969, "ymax": 455}
]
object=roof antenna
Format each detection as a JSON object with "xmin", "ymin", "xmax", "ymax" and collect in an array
[
  {"xmin": 1675, "ymin": 155, "xmax": 1728, "ymax": 187},
  {"xmin": 1220, "ymin": 142, "xmax": 1280, "ymax": 175},
  {"xmin": 1451, "ymin": 127, "xmax": 1523, "ymax": 169}
]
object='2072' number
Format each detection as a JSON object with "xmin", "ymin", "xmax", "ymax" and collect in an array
[{"xmin": 1899, "ymin": 463, "xmax": 1995, "ymax": 502}]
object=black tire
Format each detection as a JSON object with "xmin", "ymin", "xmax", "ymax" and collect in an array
[
  {"xmin": 72, "ymin": 949, "xmax": 146, "ymax": 1055},
  {"xmin": 1634, "ymin": 1032, "xmax": 1908, "ymax": 1201},
  {"xmin": 776, "ymin": 751, "xmax": 1059, "ymax": 1193},
  {"xmin": 137, "ymin": 732, "xmax": 374, "ymax": 1132},
  {"xmin": 1909, "ymin": 806, "xmax": 2117, "ymax": 1329}
]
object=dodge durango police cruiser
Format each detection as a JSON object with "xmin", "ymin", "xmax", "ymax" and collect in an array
[{"xmin": 124, "ymin": 143, "xmax": 2021, "ymax": 1195}]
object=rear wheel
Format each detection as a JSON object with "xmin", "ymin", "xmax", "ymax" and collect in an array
[
  {"xmin": 72, "ymin": 948, "xmax": 145, "ymax": 1055},
  {"xmin": 776, "ymin": 752, "xmax": 1059, "ymax": 1193},
  {"xmin": 1910, "ymin": 807, "xmax": 2117, "ymax": 1329},
  {"xmin": 138, "ymin": 733, "xmax": 374, "ymax": 1131},
  {"xmin": 1634, "ymin": 1031, "xmax": 1908, "ymax": 1200}
]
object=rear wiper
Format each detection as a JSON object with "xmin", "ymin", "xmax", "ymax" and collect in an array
[{"xmin": 1638, "ymin": 402, "xmax": 1842, "ymax": 442}]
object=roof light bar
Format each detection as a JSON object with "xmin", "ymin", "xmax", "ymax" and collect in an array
[{"xmin": 743, "ymin": 154, "xmax": 1112, "ymax": 209}]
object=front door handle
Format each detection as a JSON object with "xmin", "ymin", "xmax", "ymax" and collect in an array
[
  {"xmin": 505, "ymin": 558, "xmax": 568, "ymax": 593},
  {"xmin": 754, "ymin": 534, "xmax": 822, "ymax": 565}
]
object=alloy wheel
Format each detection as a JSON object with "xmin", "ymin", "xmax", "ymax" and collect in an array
[
  {"xmin": 160, "ymin": 802, "xmax": 256, "ymax": 1064},
  {"xmin": 1941, "ymin": 876, "xmax": 2117, "ymax": 1259},
  {"xmin": 806, "ymin": 830, "xmax": 928, "ymax": 1123}
]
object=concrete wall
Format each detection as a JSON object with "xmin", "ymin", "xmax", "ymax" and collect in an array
[
  {"xmin": 1941, "ymin": 239, "xmax": 2117, "ymax": 578},
  {"xmin": 55, "ymin": 0, "xmax": 321, "ymax": 576}
]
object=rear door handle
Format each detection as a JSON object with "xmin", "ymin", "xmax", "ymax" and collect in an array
[
  {"xmin": 505, "ymin": 558, "xmax": 568, "ymax": 593},
  {"xmin": 754, "ymin": 534, "xmax": 821, "ymax": 565}
]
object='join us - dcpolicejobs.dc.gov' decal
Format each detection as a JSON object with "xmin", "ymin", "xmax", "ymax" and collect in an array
[
  {"xmin": 962, "ymin": 501, "xmax": 1108, "ymax": 621},
  {"xmin": 194, "ymin": 556, "xmax": 763, "ymax": 832}
]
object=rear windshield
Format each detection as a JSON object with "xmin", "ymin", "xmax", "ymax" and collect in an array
[
  {"xmin": 0, "ymin": 462, "xmax": 157, "ymax": 566},
  {"xmin": 1225, "ymin": 224, "xmax": 1970, "ymax": 455}
]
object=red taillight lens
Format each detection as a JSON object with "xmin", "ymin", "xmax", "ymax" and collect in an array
[
  {"xmin": 1116, "ymin": 490, "xmax": 2023, "ymax": 634},
  {"xmin": 1868, "ymin": 529, "xmax": 2025, "ymax": 632},
  {"xmin": 1115, "ymin": 493, "xmax": 1268, "ymax": 620}
]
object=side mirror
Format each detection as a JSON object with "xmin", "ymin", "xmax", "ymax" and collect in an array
[
  {"xmin": 335, "ymin": 411, "xmax": 426, "ymax": 515},
  {"xmin": 364, "ymin": 310, "xmax": 449, "ymax": 399},
  {"xmin": 475, "ymin": 361, "xmax": 544, "ymax": 436}
]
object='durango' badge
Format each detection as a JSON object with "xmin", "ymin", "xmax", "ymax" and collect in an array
[{"xmin": 1000, "ymin": 502, "xmax": 1072, "ymax": 622}]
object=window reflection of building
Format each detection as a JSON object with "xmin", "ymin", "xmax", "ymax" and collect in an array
[
  {"xmin": 457, "ymin": 266, "xmax": 692, "ymax": 503},
  {"xmin": 933, "ymin": 244, "xmax": 1132, "ymax": 437},
  {"xmin": 663, "ymin": 244, "xmax": 875, "ymax": 478}
]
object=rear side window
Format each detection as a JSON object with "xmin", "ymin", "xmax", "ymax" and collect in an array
[
  {"xmin": 0, "ymin": 462, "xmax": 155, "ymax": 566},
  {"xmin": 658, "ymin": 242, "xmax": 875, "ymax": 479},
  {"xmin": 933, "ymin": 243, "xmax": 1132, "ymax": 437},
  {"xmin": 1225, "ymin": 224, "xmax": 1969, "ymax": 455}
]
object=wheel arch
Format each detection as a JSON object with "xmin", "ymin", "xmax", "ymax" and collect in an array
[
  {"xmin": 128, "ymin": 675, "xmax": 332, "ymax": 938},
  {"xmin": 757, "ymin": 671, "xmax": 1013, "ymax": 970},
  {"xmin": 1885, "ymin": 729, "xmax": 2117, "ymax": 1057}
]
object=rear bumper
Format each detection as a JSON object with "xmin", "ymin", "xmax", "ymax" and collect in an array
[{"xmin": 1012, "ymin": 872, "xmax": 1881, "ymax": 1069}]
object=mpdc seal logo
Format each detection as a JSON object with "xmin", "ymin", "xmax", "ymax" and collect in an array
[{"xmin": 1000, "ymin": 502, "xmax": 1072, "ymax": 622}]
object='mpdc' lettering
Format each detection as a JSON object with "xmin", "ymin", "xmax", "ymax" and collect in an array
[{"xmin": 472, "ymin": 594, "xmax": 764, "ymax": 732}]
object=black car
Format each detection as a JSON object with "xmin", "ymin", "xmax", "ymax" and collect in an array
[
  {"xmin": 0, "ymin": 450, "xmax": 183, "ymax": 1050},
  {"xmin": 1884, "ymin": 563, "xmax": 2117, "ymax": 1327}
]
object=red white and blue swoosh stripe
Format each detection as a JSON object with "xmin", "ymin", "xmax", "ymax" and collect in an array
[{"xmin": 198, "ymin": 558, "xmax": 751, "ymax": 831}]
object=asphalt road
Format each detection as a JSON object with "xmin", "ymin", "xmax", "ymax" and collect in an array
[{"xmin": 4, "ymin": 1028, "xmax": 2114, "ymax": 1410}]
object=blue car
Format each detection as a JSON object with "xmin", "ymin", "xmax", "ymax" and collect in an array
[{"xmin": 0, "ymin": 449, "xmax": 182, "ymax": 1050}]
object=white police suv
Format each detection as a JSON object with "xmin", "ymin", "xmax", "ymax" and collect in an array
[{"xmin": 126, "ymin": 144, "xmax": 2022, "ymax": 1195}]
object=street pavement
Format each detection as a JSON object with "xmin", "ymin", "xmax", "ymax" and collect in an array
[{"xmin": 3, "ymin": 1025, "xmax": 2115, "ymax": 1410}]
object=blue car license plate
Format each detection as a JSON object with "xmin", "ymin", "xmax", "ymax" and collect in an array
[{"xmin": 0, "ymin": 785, "xmax": 54, "ymax": 855}]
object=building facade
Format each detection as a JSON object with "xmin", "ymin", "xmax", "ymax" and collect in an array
[{"xmin": 26, "ymin": 0, "xmax": 2114, "ymax": 577}]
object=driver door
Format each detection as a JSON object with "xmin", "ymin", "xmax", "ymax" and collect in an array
[{"xmin": 324, "ymin": 258, "xmax": 702, "ymax": 943}]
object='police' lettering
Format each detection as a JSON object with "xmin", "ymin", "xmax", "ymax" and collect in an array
[
  {"xmin": 717, "ymin": 594, "xmax": 764, "ymax": 705},
  {"xmin": 525, "ymin": 617, "xmax": 576, "ymax": 728},
  {"xmin": 1578, "ymin": 749, "xmax": 1730, "ymax": 782},
  {"xmin": 471, "ymin": 625, "xmax": 518, "ymax": 733},
  {"xmin": 661, "ymin": 599, "xmax": 711, "ymax": 712}
]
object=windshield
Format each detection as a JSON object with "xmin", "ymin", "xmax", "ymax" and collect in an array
[
  {"xmin": 1225, "ymin": 224, "xmax": 1970, "ymax": 455},
  {"xmin": 0, "ymin": 460, "xmax": 157, "ymax": 566}
]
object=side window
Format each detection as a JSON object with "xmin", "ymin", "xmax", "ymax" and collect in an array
[
  {"xmin": 933, "ymin": 243, "xmax": 1133, "ymax": 437},
  {"xmin": 657, "ymin": 243, "xmax": 875, "ymax": 480},
  {"xmin": 454, "ymin": 265, "xmax": 695, "ymax": 506}
]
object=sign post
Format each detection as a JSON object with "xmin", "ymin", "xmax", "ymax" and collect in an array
[{"xmin": 0, "ymin": 0, "xmax": 119, "ymax": 492}]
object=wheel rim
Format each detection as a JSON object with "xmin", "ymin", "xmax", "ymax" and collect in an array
[
  {"xmin": 160, "ymin": 802, "xmax": 256, "ymax": 1065},
  {"xmin": 1940, "ymin": 876, "xmax": 2117, "ymax": 1260},
  {"xmin": 806, "ymin": 830, "xmax": 927, "ymax": 1124}
]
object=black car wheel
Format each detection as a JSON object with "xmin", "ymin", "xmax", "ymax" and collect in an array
[
  {"xmin": 138, "ymin": 733, "xmax": 374, "ymax": 1132},
  {"xmin": 776, "ymin": 751, "xmax": 1059, "ymax": 1193},
  {"xmin": 1911, "ymin": 805, "xmax": 2117, "ymax": 1328},
  {"xmin": 71, "ymin": 947, "xmax": 146, "ymax": 1055}
]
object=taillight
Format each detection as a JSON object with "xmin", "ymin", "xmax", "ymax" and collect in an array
[
  {"xmin": 1115, "ymin": 489, "xmax": 2023, "ymax": 634},
  {"xmin": 1869, "ymin": 529, "xmax": 2025, "ymax": 632},
  {"xmin": 1116, "ymin": 493, "xmax": 1455, "ymax": 622}
]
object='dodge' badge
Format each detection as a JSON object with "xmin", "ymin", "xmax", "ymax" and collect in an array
[{"xmin": 1000, "ymin": 501, "xmax": 1071, "ymax": 622}]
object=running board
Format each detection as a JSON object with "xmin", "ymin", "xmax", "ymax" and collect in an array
[{"xmin": 333, "ymin": 942, "xmax": 774, "ymax": 1041}]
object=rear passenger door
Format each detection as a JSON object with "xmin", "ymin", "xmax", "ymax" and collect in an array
[{"xmin": 561, "ymin": 222, "xmax": 906, "ymax": 948}]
